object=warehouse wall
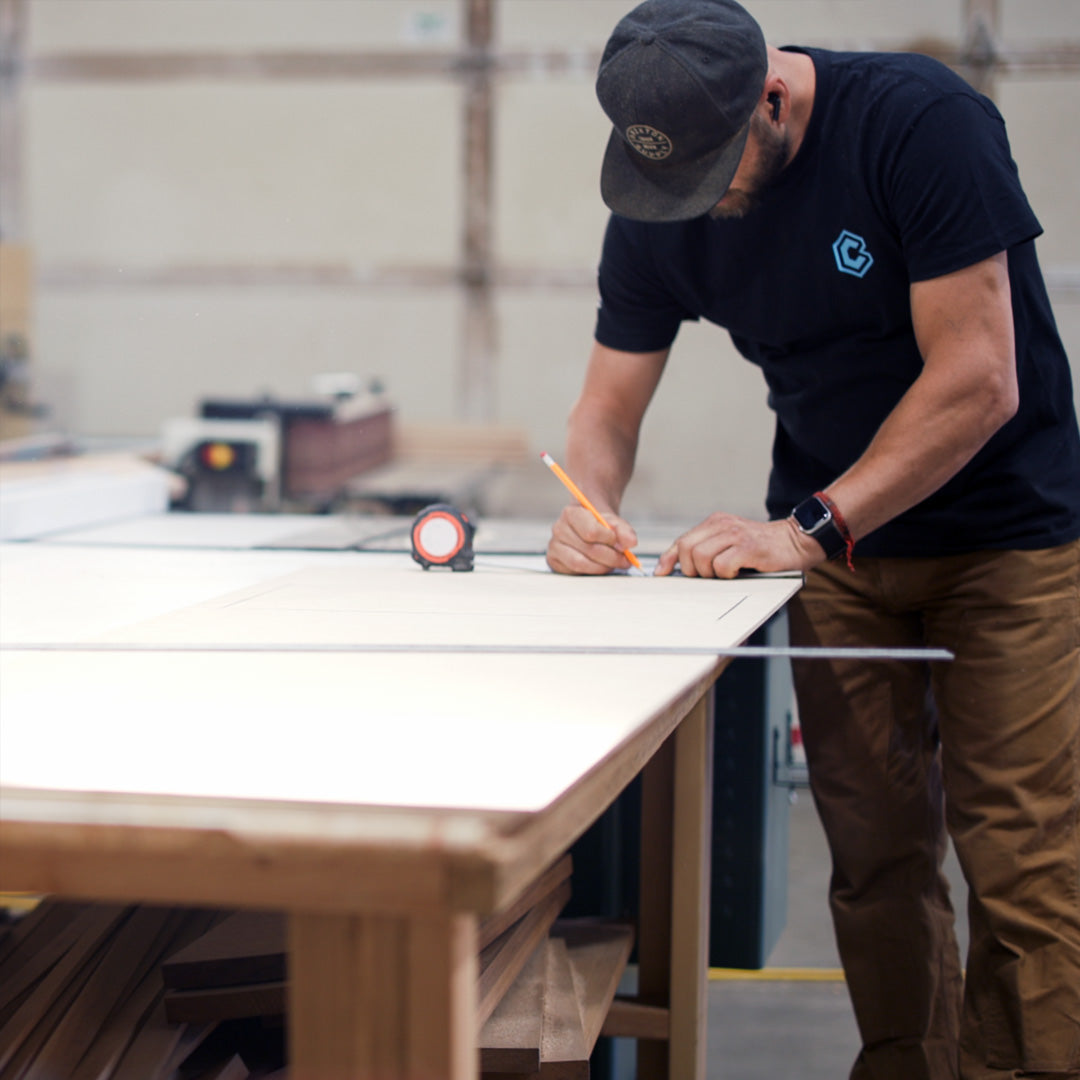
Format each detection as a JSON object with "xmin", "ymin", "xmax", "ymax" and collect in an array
[{"xmin": 8, "ymin": 0, "xmax": 1079, "ymax": 522}]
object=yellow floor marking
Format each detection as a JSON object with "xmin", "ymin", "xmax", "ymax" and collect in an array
[{"xmin": 709, "ymin": 966, "xmax": 845, "ymax": 982}]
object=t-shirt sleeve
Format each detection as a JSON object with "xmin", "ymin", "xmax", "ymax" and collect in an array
[
  {"xmin": 594, "ymin": 215, "xmax": 693, "ymax": 352},
  {"xmin": 883, "ymin": 90, "xmax": 1042, "ymax": 282}
]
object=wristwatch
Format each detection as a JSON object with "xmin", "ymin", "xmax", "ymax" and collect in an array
[{"xmin": 790, "ymin": 494, "xmax": 847, "ymax": 560}]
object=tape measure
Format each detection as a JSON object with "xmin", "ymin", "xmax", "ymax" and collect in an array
[{"xmin": 410, "ymin": 503, "xmax": 476, "ymax": 571}]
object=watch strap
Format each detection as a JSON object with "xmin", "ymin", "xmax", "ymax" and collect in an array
[{"xmin": 791, "ymin": 493, "xmax": 852, "ymax": 564}]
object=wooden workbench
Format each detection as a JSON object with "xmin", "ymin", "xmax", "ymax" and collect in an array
[{"xmin": 0, "ymin": 524, "xmax": 800, "ymax": 1079}]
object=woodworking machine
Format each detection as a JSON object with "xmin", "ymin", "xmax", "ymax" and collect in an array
[{"xmin": 162, "ymin": 381, "xmax": 394, "ymax": 513}]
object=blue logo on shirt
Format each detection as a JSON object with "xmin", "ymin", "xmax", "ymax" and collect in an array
[{"xmin": 832, "ymin": 230, "xmax": 874, "ymax": 278}]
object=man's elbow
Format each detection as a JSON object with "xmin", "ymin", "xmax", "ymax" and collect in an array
[{"xmin": 982, "ymin": 363, "xmax": 1020, "ymax": 433}]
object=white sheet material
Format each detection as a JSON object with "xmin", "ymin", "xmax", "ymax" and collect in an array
[
  {"xmin": 89, "ymin": 560, "xmax": 793, "ymax": 652},
  {"xmin": 32, "ymin": 511, "xmax": 320, "ymax": 549},
  {"xmin": 1, "ymin": 534, "xmax": 799, "ymax": 827},
  {"xmin": 0, "ymin": 650, "xmax": 717, "ymax": 817},
  {"xmin": 0, "ymin": 543, "xmax": 359, "ymax": 644},
  {"xmin": 0, "ymin": 457, "xmax": 171, "ymax": 540}
]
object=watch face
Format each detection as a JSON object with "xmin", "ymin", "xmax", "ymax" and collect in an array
[{"xmin": 793, "ymin": 497, "xmax": 831, "ymax": 534}]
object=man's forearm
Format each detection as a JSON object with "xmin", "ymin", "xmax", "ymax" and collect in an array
[
  {"xmin": 826, "ymin": 253, "xmax": 1018, "ymax": 541},
  {"xmin": 546, "ymin": 343, "xmax": 666, "ymax": 574},
  {"xmin": 565, "ymin": 402, "xmax": 640, "ymax": 515},
  {"xmin": 826, "ymin": 356, "xmax": 1017, "ymax": 541}
]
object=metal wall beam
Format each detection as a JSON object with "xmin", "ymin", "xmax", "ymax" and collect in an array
[
  {"xmin": 27, "ymin": 48, "xmax": 606, "ymax": 82},
  {"xmin": 461, "ymin": 0, "xmax": 495, "ymax": 421},
  {"xmin": 964, "ymin": 0, "xmax": 1000, "ymax": 95},
  {"xmin": 0, "ymin": 0, "xmax": 26, "ymax": 241},
  {"xmin": 24, "ymin": 44, "xmax": 1080, "ymax": 87}
]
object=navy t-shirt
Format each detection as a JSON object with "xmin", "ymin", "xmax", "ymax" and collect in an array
[{"xmin": 595, "ymin": 47, "xmax": 1080, "ymax": 556}]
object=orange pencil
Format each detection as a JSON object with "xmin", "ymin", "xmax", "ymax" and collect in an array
[{"xmin": 541, "ymin": 451, "xmax": 644, "ymax": 572}]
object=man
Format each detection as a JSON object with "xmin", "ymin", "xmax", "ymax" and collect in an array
[{"xmin": 546, "ymin": 1, "xmax": 1080, "ymax": 1077}]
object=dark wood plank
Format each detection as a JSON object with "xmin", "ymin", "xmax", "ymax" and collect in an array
[
  {"xmin": 478, "ymin": 879, "xmax": 570, "ymax": 1027},
  {"xmin": 164, "ymin": 981, "xmax": 286, "ymax": 1026},
  {"xmin": 0, "ymin": 900, "xmax": 81, "ymax": 973},
  {"xmin": 163, "ymin": 911, "xmax": 285, "ymax": 990},
  {"xmin": 1, "ymin": 924, "xmax": 109, "ymax": 1080},
  {"xmin": 186, "ymin": 1051, "xmax": 250, "ymax": 1080},
  {"xmin": 554, "ymin": 919, "xmax": 634, "ymax": 1054},
  {"xmin": 110, "ymin": 1000, "xmax": 215, "ymax": 1080},
  {"xmin": 0, "ymin": 904, "xmax": 129, "ymax": 1073},
  {"xmin": 480, "ymin": 919, "xmax": 637, "ymax": 1079},
  {"xmin": 601, "ymin": 997, "xmax": 670, "ymax": 1041},
  {"xmin": 70, "ymin": 907, "xmax": 224, "ymax": 1080},
  {"xmin": 0, "ymin": 901, "xmax": 93, "ymax": 1021},
  {"xmin": 29, "ymin": 905, "xmax": 176, "ymax": 1077},
  {"xmin": 479, "ymin": 856, "xmax": 571, "ymax": 952},
  {"xmin": 479, "ymin": 942, "xmax": 544, "ymax": 1074},
  {"xmin": 68, "ymin": 954, "xmax": 171, "ymax": 1080},
  {"xmin": 536, "ymin": 937, "xmax": 588, "ymax": 1079}
]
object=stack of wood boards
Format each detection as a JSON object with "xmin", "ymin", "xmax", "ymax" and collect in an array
[
  {"xmin": 0, "ymin": 899, "xmax": 270, "ymax": 1079},
  {"xmin": 480, "ymin": 921, "xmax": 635, "ymax": 1079},
  {"xmin": 0, "ymin": 855, "xmax": 634, "ymax": 1078}
]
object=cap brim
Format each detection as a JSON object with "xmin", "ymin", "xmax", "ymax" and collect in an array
[{"xmin": 600, "ymin": 119, "xmax": 752, "ymax": 223}]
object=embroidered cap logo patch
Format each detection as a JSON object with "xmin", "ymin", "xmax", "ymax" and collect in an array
[
  {"xmin": 832, "ymin": 230, "xmax": 874, "ymax": 278},
  {"xmin": 626, "ymin": 124, "xmax": 673, "ymax": 160}
]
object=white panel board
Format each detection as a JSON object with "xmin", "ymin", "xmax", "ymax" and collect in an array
[
  {"xmin": 1000, "ymin": 0, "xmax": 1080, "ymax": 42},
  {"xmin": 496, "ymin": 1, "xmax": 634, "ymax": 50},
  {"xmin": 85, "ymin": 558, "xmax": 798, "ymax": 653},
  {"xmin": 32, "ymin": 289, "xmax": 461, "ymax": 438},
  {"xmin": 28, "ymin": 83, "xmax": 462, "ymax": 266},
  {"xmin": 997, "ymin": 78, "xmax": 1080, "ymax": 271},
  {"xmin": 0, "ymin": 538, "xmax": 798, "ymax": 817},
  {"xmin": 0, "ymin": 543, "xmax": 356, "ymax": 644},
  {"xmin": 33, "ymin": 511, "xmax": 328, "ymax": 549},
  {"xmin": 1049, "ymin": 299, "xmax": 1080, "ymax": 418},
  {"xmin": 498, "ymin": 0, "xmax": 963, "ymax": 51},
  {"xmin": 494, "ymin": 79, "xmax": 610, "ymax": 268},
  {"xmin": 747, "ymin": 0, "xmax": 961, "ymax": 47},
  {"xmin": 0, "ymin": 649, "xmax": 719, "ymax": 815},
  {"xmin": 498, "ymin": 0, "xmax": 962, "ymax": 51},
  {"xmin": 0, "ymin": 456, "xmax": 171, "ymax": 540},
  {"xmin": 29, "ymin": 0, "xmax": 463, "ymax": 52}
]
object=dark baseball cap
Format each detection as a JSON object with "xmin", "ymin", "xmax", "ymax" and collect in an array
[{"xmin": 596, "ymin": 0, "xmax": 768, "ymax": 222}]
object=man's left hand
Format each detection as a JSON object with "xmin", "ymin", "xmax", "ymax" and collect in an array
[{"xmin": 654, "ymin": 514, "xmax": 825, "ymax": 578}]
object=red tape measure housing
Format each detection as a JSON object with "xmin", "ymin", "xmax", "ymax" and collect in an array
[{"xmin": 410, "ymin": 504, "xmax": 476, "ymax": 571}]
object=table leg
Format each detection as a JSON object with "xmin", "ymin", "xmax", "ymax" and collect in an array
[
  {"xmin": 288, "ymin": 909, "xmax": 479, "ymax": 1080},
  {"xmin": 638, "ymin": 689, "xmax": 714, "ymax": 1080}
]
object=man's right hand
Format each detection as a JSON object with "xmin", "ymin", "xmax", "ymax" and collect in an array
[
  {"xmin": 546, "ymin": 341, "xmax": 667, "ymax": 575},
  {"xmin": 546, "ymin": 505, "xmax": 639, "ymax": 575}
]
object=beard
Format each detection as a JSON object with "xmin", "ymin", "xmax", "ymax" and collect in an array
[{"xmin": 709, "ymin": 114, "xmax": 792, "ymax": 220}]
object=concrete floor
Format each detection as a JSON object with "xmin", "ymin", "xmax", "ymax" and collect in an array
[{"xmin": 704, "ymin": 790, "xmax": 970, "ymax": 1079}]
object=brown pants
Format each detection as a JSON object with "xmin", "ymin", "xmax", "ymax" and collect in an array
[{"xmin": 788, "ymin": 540, "xmax": 1080, "ymax": 1080}]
